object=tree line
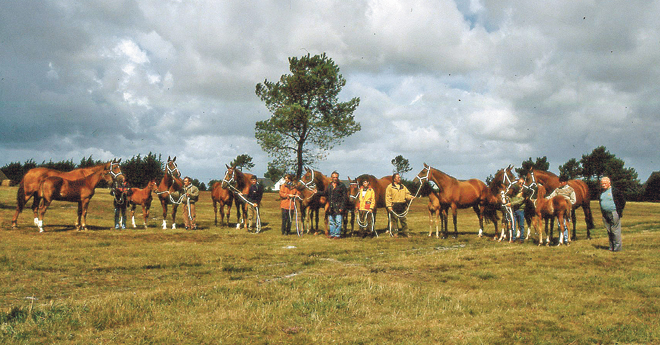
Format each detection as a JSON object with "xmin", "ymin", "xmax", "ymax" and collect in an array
[{"xmin": 2, "ymin": 54, "xmax": 658, "ymax": 201}]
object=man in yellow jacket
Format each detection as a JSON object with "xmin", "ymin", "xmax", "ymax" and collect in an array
[
  {"xmin": 385, "ymin": 173, "xmax": 414, "ymax": 237},
  {"xmin": 357, "ymin": 179, "xmax": 376, "ymax": 237}
]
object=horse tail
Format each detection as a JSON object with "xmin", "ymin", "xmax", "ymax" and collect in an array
[{"xmin": 16, "ymin": 180, "xmax": 26, "ymax": 213}]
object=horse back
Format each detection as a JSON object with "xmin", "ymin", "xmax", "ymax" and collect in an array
[
  {"xmin": 567, "ymin": 180, "xmax": 590, "ymax": 206},
  {"xmin": 453, "ymin": 179, "xmax": 488, "ymax": 205}
]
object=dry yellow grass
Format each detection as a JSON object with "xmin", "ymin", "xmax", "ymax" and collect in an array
[{"xmin": 0, "ymin": 186, "xmax": 659, "ymax": 344}]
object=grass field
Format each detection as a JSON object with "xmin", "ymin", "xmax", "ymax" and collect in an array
[{"xmin": 0, "ymin": 186, "xmax": 659, "ymax": 344}]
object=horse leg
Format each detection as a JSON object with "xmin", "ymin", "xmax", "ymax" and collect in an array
[
  {"xmin": 80, "ymin": 199, "xmax": 90, "ymax": 231},
  {"xmin": 584, "ymin": 202, "xmax": 594, "ymax": 238},
  {"xmin": 142, "ymin": 204, "xmax": 149, "ymax": 229},
  {"xmin": 477, "ymin": 205, "xmax": 485, "ymax": 237},
  {"xmin": 32, "ymin": 193, "xmax": 41, "ymax": 226},
  {"xmin": 570, "ymin": 208, "xmax": 577, "ymax": 241},
  {"xmin": 171, "ymin": 204, "xmax": 178, "ymax": 229},
  {"xmin": 161, "ymin": 200, "xmax": 168, "ymax": 229},
  {"xmin": 213, "ymin": 200, "xmax": 218, "ymax": 226},
  {"xmin": 37, "ymin": 198, "xmax": 51, "ymax": 233},
  {"xmin": 452, "ymin": 206, "xmax": 458, "ymax": 239},
  {"xmin": 130, "ymin": 204, "xmax": 137, "ymax": 228}
]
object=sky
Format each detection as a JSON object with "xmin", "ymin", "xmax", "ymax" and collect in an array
[{"xmin": 1, "ymin": 0, "xmax": 658, "ymax": 185}]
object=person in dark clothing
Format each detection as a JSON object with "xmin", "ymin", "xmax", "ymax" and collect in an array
[
  {"xmin": 599, "ymin": 176, "xmax": 626, "ymax": 252},
  {"xmin": 243, "ymin": 175, "xmax": 264, "ymax": 232},
  {"xmin": 315, "ymin": 171, "xmax": 348, "ymax": 239},
  {"xmin": 110, "ymin": 178, "xmax": 132, "ymax": 229}
]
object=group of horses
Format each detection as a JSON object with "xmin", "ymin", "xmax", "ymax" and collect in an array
[
  {"xmin": 10, "ymin": 157, "xmax": 595, "ymax": 245},
  {"xmin": 426, "ymin": 164, "xmax": 594, "ymax": 245}
]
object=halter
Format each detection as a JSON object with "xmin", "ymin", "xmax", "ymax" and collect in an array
[
  {"xmin": 167, "ymin": 161, "xmax": 180, "ymax": 178},
  {"xmin": 109, "ymin": 161, "xmax": 124, "ymax": 181},
  {"xmin": 525, "ymin": 171, "xmax": 538, "ymax": 199},
  {"xmin": 300, "ymin": 169, "xmax": 318, "ymax": 190},
  {"xmin": 348, "ymin": 180, "xmax": 360, "ymax": 200}
]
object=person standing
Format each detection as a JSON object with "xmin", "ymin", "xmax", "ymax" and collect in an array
[
  {"xmin": 244, "ymin": 175, "xmax": 264, "ymax": 232},
  {"xmin": 385, "ymin": 173, "xmax": 414, "ymax": 238},
  {"xmin": 182, "ymin": 176, "xmax": 200, "ymax": 230},
  {"xmin": 279, "ymin": 174, "xmax": 300, "ymax": 235},
  {"xmin": 357, "ymin": 179, "xmax": 376, "ymax": 237},
  {"xmin": 506, "ymin": 178, "xmax": 526, "ymax": 243},
  {"xmin": 599, "ymin": 176, "xmax": 626, "ymax": 252},
  {"xmin": 315, "ymin": 171, "xmax": 348, "ymax": 239},
  {"xmin": 111, "ymin": 178, "xmax": 131, "ymax": 229}
]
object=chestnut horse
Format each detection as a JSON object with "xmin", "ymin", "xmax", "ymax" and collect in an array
[
  {"xmin": 295, "ymin": 183, "xmax": 326, "ymax": 234},
  {"xmin": 415, "ymin": 163, "xmax": 492, "ymax": 238},
  {"xmin": 211, "ymin": 181, "xmax": 234, "ymax": 227},
  {"xmin": 299, "ymin": 168, "xmax": 332, "ymax": 235},
  {"xmin": 12, "ymin": 159, "xmax": 123, "ymax": 228},
  {"xmin": 128, "ymin": 180, "xmax": 158, "ymax": 228},
  {"xmin": 221, "ymin": 165, "xmax": 255, "ymax": 229},
  {"xmin": 347, "ymin": 174, "xmax": 392, "ymax": 235},
  {"xmin": 37, "ymin": 161, "xmax": 121, "ymax": 232},
  {"xmin": 155, "ymin": 156, "xmax": 182, "ymax": 229},
  {"xmin": 529, "ymin": 183, "xmax": 572, "ymax": 246},
  {"xmin": 526, "ymin": 169, "xmax": 594, "ymax": 239}
]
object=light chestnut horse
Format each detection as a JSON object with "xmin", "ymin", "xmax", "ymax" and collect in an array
[
  {"xmin": 36, "ymin": 161, "xmax": 121, "ymax": 232},
  {"xmin": 12, "ymin": 159, "xmax": 123, "ymax": 228},
  {"xmin": 156, "ymin": 156, "xmax": 182, "ymax": 229},
  {"xmin": 211, "ymin": 181, "xmax": 234, "ymax": 227},
  {"xmin": 529, "ymin": 183, "xmax": 572, "ymax": 246},
  {"xmin": 416, "ymin": 163, "xmax": 492, "ymax": 238},
  {"xmin": 295, "ymin": 182, "xmax": 326, "ymax": 234},
  {"xmin": 299, "ymin": 168, "xmax": 332, "ymax": 235},
  {"xmin": 128, "ymin": 180, "xmax": 158, "ymax": 228},
  {"xmin": 221, "ymin": 165, "xmax": 255, "ymax": 229},
  {"xmin": 526, "ymin": 169, "xmax": 594, "ymax": 240}
]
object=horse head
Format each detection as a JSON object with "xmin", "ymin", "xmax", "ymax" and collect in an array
[
  {"xmin": 347, "ymin": 176, "xmax": 360, "ymax": 200},
  {"xmin": 105, "ymin": 158, "xmax": 124, "ymax": 184},
  {"xmin": 299, "ymin": 167, "xmax": 317, "ymax": 190},
  {"xmin": 415, "ymin": 163, "xmax": 432, "ymax": 184},
  {"xmin": 166, "ymin": 156, "xmax": 181, "ymax": 179},
  {"xmin": 222, "ymin": 165, "xmax": 237, "ymax": 189}
]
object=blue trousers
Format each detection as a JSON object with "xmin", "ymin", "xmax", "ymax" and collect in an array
[
  {"xmin": 512, "ymin": 210, "xmax": 524, "ymax": 241},
  {"xmin": 328, "ymin": 214, "xmax": 343, "ymax": 237}
]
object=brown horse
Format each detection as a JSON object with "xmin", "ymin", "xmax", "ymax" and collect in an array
[
  {"xmin": 12, "ymin": 159, "xmax": 123, "ymax": 228},
  {"xmin": 211, "ymin": 181, "xmax": 234, "ymax": 227},
  {"xmin": 155, "ymin": 156, "xmax": 182, "ymax": 229},
  {"xmin": 295, "ymin": 182, "xmax": 326, "ymax": 234},
  {"xmin": 37, "ymin": 161, "xmax": 121, "ymax": 232},
  {"xmin": 529, "ymin": 183, "xmax": 572, "ymax": 246},
  {"xmin": 416, "ymin": 163, "xmax": 492, "ymax": 238},
  {"xmin": 299, "ymin": 168, "xmax": 332, "ymax": 235},
  {"xmin": 417, "ymin": 180, "xmax": 446, "ymax": 237},
  {"xmin": 347, "ymin": 174, "xmax": 392, "ymax": 235},
  {"xmin": 128, "ymin": 180, "xmax": 158, "ymax": 229},
  {"xmin": 526, "ymin": 168, "xmax": 594, "ymax": 239},
  {"xmin": 221, "ymin": 165, "xmax": 255, "ymax": 229}
]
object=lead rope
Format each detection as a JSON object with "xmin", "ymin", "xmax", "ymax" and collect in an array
[{"xmin": 224, "ymin": 181, "xmax": 262, "ymax": 233}]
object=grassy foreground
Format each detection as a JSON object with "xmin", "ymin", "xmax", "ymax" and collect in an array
[{"xmin": 0, "ymin": 186, "xmax": 659, "ymax": 344}]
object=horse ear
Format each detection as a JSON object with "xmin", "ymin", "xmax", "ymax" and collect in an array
[
  {"xmin": 117, "ymin": 158, "xmax": 121, "ymax": 164},
  {"xmin": 226, "ymin": 164, "xmax": 230, "ymax": 169},
  {"xmin": 423, "ymin": 163, "xmax": 429, "ymax": 168},
  {"xmin": 172, "ymin": 156, "xmax": 176, "ymax": 162},
  {"xmin": 168, "ymin": 156, "xmax": 171, "ymax": 161}
]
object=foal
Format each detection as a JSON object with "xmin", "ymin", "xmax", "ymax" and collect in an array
[{"xmin": 128, "ymin": 180, "xmax": 158, "ymax": 228}]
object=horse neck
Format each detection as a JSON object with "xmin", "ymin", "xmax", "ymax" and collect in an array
[
  {"xmin": 430, "ymin": 168, "xmax": 454, "ymax": 190},
  {"xmin": 535, "ymin": 171, "xmax": 559, "ymax": 190},
  {"xmin": 85, "ymin": 168, "xmax": 110, "ymax": 188}
]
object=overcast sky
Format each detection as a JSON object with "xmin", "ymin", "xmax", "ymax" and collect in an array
[{"xmin": 1, "ymin": 0, "xmax": 658, "ymax": 185}]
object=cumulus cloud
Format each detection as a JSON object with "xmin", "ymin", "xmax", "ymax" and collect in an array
[{"xmin": 1, "ymin": 0, "xmax": 659, "ymax": 183}]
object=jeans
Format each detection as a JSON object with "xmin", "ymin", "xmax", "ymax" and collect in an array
[
  {"xmin": 328, "ymin": 214, "xmax": 343, "ymax": 237},
  {"xmin": 512, "ymin": 209, "xmax": 524, "ymax": 241}
]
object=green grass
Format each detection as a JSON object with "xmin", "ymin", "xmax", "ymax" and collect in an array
[{"xmin": 0, "ymin": 186, "xmax": 659, "ymax": 344}]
